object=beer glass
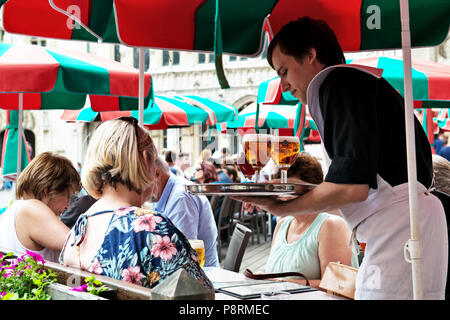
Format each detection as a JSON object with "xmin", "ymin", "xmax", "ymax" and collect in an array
[
  {"xmin": 188, "ymin": 239, "xmax": 205, "ymax": 267},
  {"xmin": 271, "ymin": 136, "xmax": 300, "ymax": 183},
  {"xmin": 237, "ymin": 151, "xmax": 255, "ymax": 181},
  {"xmin": 242, "ymin": 134, "xmax": 272, "ymax": 183}
]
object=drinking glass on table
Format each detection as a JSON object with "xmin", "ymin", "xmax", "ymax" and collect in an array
[
  {"xmin": 188, "ymin": 239, "xmax": 205, "ymax": 267},
  {"xmin": 271, "ymin": 136, "xmax": 300, "ymax": 183},
  {"xmin": 242, "ymin": 134, "xmax": 272, "ymax": 183},
  {"xmin": 261, "ymin": 291, "xmax": 292, "ymax": 300}
]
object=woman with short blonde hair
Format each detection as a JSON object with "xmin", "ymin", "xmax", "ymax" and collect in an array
[
  {"xmin": 61, "ymin": 117, "xmax": 214, "ymax": 291},
  {"xmin": 81, "ymin": 118, "xmax": 156, "ymax": 199},
  {"xmin": 0, "ymin": 152, "xmax": 81, "ymax": 262}
]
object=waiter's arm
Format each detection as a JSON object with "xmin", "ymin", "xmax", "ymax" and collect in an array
[{"xmin": 232, "ymin": 182, "xmax": 369, "ymax": 218}]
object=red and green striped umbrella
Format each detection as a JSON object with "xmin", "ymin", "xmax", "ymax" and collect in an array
[
  {"xmin": 257, "ymin": 77, "xmax": 298, "ymax": 106},
  {"xmin": 434, "ymin": 108, "xmax": 450, "ymax": 131},
  {"xmin": 2, "ymin": 0, "xmax": 449, "ymax": 54},
  {"xmin": 0, "ymin": 42, "xmax": 152, "ymax": 179},
  {"xmin": 0, "ymin": 43, "xmax": 152, "ymax": 111},
  {"xmin": 61, "ymin": 95, "xmax": 238, "ymax": 129},
  {"xmin": 0, "ymin": 110, "xmax": 30, "ymax": 181},
  {"xmin": 2, "ymin": 0, "xmax": 449, "ymax": 89},
  {"xmin": 222, "ymin": 103, "xmax": 317, "ymax": 142},
  {"xmin": 258, "ymin": 57, "xmax": 450, "ymax": 108},
  {"xmin": 174, "ymin": 95, "xmax": 239, "ymax": 126},
  {"xmin": 347, "ymin": 57, "xmax": 450, "ymax": 108},
  {"xmin": 226, "ymin": 104, "xmax": 297, "ymax": 132}
]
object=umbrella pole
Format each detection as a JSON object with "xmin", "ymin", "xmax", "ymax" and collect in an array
[
  {"xmin": 400, "ymin": 0, "xmax": 423, "ymax": 300},
  {"xmin": 17, "ymin": 93, "xmax": 23, "ymax": 178},
  {"xmin": 138, "ymin": 47, "xmax": 145, "ymax": 127}
]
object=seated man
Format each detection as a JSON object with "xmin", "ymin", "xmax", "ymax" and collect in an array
[{"xmin": 147, "ymin": 156, "xmax": 220, "ymax": 267}]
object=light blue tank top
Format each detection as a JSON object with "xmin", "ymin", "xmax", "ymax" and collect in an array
[{"xmin": 265, "ymin": 213, "xmax": 359, "ymax": 280}]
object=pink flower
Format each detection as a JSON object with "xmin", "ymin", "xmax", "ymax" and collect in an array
[
  {"xmin": 3, "ymin": 270, "xmax": 13, "ymax": 278},
  {"xmin": 132, "ymin": 214, "xmax": 163, "ymax": 233},
  {"xmin": 121, "ymin": 266, "xmax": 146, "ymax": 285},
  {"xmin": 151, "ymin": 235, "xmax": 178, "ymax": 261},
  {"xmin": 71, "ymin": 284, "xmax": 88, "ymax": 292},
  {"xmin": 87, "ymin": 259, "xmax": 103, "ymax": 274},
  {"xmin": 25, "ymin": 250, "xmax": 45, "ymax": 264},
  {"xmin": 115, "ymin": 207, "xmax": 135, "ymax": 216}
]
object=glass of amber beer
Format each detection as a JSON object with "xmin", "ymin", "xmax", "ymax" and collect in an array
[
  {"xmin": 242, "ymin": 134, "xmax": 272, "ymax": 183},
  {"xmin": 271, "ymin": 136, "xmax": 300, "ymax": 183},
  {"xmin": 188, "ymin": 239, "xmax": 205, "ymax": 267}
]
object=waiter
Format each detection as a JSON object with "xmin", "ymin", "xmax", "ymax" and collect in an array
[{"xmin": 233, "ymin": 17, "xmax": 447, "ymax": 299}]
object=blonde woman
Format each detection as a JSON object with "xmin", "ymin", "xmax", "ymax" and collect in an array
[
  {"xmin": 60, "ymin": 117, "xmax": 213, "ymax": 290},
  {"xmin": 0, "ymin": 152, "xmax": 81, "ymax": 262}
]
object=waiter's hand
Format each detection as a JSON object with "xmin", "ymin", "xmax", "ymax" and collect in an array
[
  {"xmin": 232, "ymin": 177, "xmax": 314, "ymax": 217},
  {"xmin": 231, "ymin": 195, "xmax": 285, "ymax": 216}
]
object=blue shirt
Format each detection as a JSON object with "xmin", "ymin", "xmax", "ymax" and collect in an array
[
  {"xmin": 434, "ymin": 138, "xmax": 444, "ymax": 154},
  {"xmin": 438, "ymin": 146, "xmax": 450, "ymax": 161},
  {"xmin": 152, "ymin": 175, "xmax": 220, "ymax": 267},
  {"xmin": 217, "ymin": 170, "xmax": 232, "ymax": 183}
]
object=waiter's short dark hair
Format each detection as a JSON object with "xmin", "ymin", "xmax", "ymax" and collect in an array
[{"xmin": 267, "ymin": 17, "xmax": 346, "ymax": 68}]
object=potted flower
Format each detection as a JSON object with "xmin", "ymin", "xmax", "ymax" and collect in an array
[
  {"xmin": 71, "ymin": 275, "xmax": 115, "ymax": 299},
  {"xmin": 1, "ymin": 250, "xmax": 115, "ymax": 300},
  {"xmin": 0, "ymin": 251, "xmax": 57, "ymax": 300}
]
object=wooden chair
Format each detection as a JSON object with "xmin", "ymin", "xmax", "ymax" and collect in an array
[{"xmin": 222, "ymin": 224, "xmax": 252, "ymax": 272}]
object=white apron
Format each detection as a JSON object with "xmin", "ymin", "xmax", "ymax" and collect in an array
[{"xmin": 307, "ymin": 65, "xmax": 448, "ymax": 299}]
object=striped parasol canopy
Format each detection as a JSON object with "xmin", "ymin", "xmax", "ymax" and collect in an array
[
  {"xmin": 0, "ymin": 42, "xmax": 152, "ymax": 179},
  {"xmin": 2, "ymin": 0, "xmax": 449, "ymax": 89},
  {"xmin": 0, "ymin": 43, "xmax": 152, "ymax": 111},
  {"xmin": 222, "ymin": 103, "xmax": 317, "ymax": 140},
  {"xmin": 61, "ymin": 95, "xmax": 239, "ymax": 129},
  {"xmin": 347, "ymin": 57, "xmax": 450, "ymax": 108},
  {"xmin": 2, "ymin": 0, "xmax": 449, "ymax": 55},
  {"xmin": 174, "ymin": 95, "xmax": 239, "ymax": 126},
  {"xmin": 434, "ymin": 108, "xmax": 450, "ymax": 131},
  {"xmin": 258, "ymin": 57, "xmax": 450, "ymax": 107},
  {"xmin": 0, "ymin": 110, "xmax": 30, "ymax": 180},
  {"xmin": 257, "ymin": 77, "xmax": 298, "ymax": 106},
  {"xmin": 226, "ymin": 104, "xmax": 297, "ymax": 132}
]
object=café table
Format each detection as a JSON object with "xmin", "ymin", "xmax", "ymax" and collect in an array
[{"xmin": 203, "ymin": 267, "xmax": 347, "ymax": 300}]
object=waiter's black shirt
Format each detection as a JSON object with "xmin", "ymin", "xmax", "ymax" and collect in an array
[{"xmin": 318, "ymin": 67, "xmax": 433, "ymax": 189}]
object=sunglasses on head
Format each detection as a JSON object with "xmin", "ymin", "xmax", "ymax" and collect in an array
[{"xmin": 118, "ymin": 116, "xmax": 139, "ymax": 142}]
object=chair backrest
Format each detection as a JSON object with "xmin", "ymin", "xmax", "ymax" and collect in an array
[
  {"xmin": 217, "ymin": 196, "xmax": 238, "ymax": 231},
  {"xmin": 222, "ymin": 223, "xmax": 252, "ymax": 272},
  {"xmin": 209, "ymin": 195, "xmax": 220, "ymax": 215}
]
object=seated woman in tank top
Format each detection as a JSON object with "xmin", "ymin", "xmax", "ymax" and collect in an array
[
  {"xmin": 0, "ymin": 152, "xmax": 81, "ymax": 262},
  {"xmin": 264, "ymin": 152, "xmax": 359, "ymax": 288}
]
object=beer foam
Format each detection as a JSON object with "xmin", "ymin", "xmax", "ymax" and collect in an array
[
  {"xmin": 188, "ymin": 239, "xmax": 204, "ymax": 249},
  {"xmin": 272, "ymin": 136, "xmax": 299, "ymax": 143}
]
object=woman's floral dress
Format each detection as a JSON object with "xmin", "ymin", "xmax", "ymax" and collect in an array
[{"xmin": 60, "ymin": 207, "xmax": 213, "ymax": 290}]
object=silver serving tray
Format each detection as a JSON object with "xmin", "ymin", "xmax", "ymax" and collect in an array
[{"xmin": 185, "ymin": 182, "xmax": 315, "ymax": 196}]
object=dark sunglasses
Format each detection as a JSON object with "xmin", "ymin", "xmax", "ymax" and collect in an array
[{"xmin": 118, "ymin": 116, "xmax": 139, "ymax": 143}]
